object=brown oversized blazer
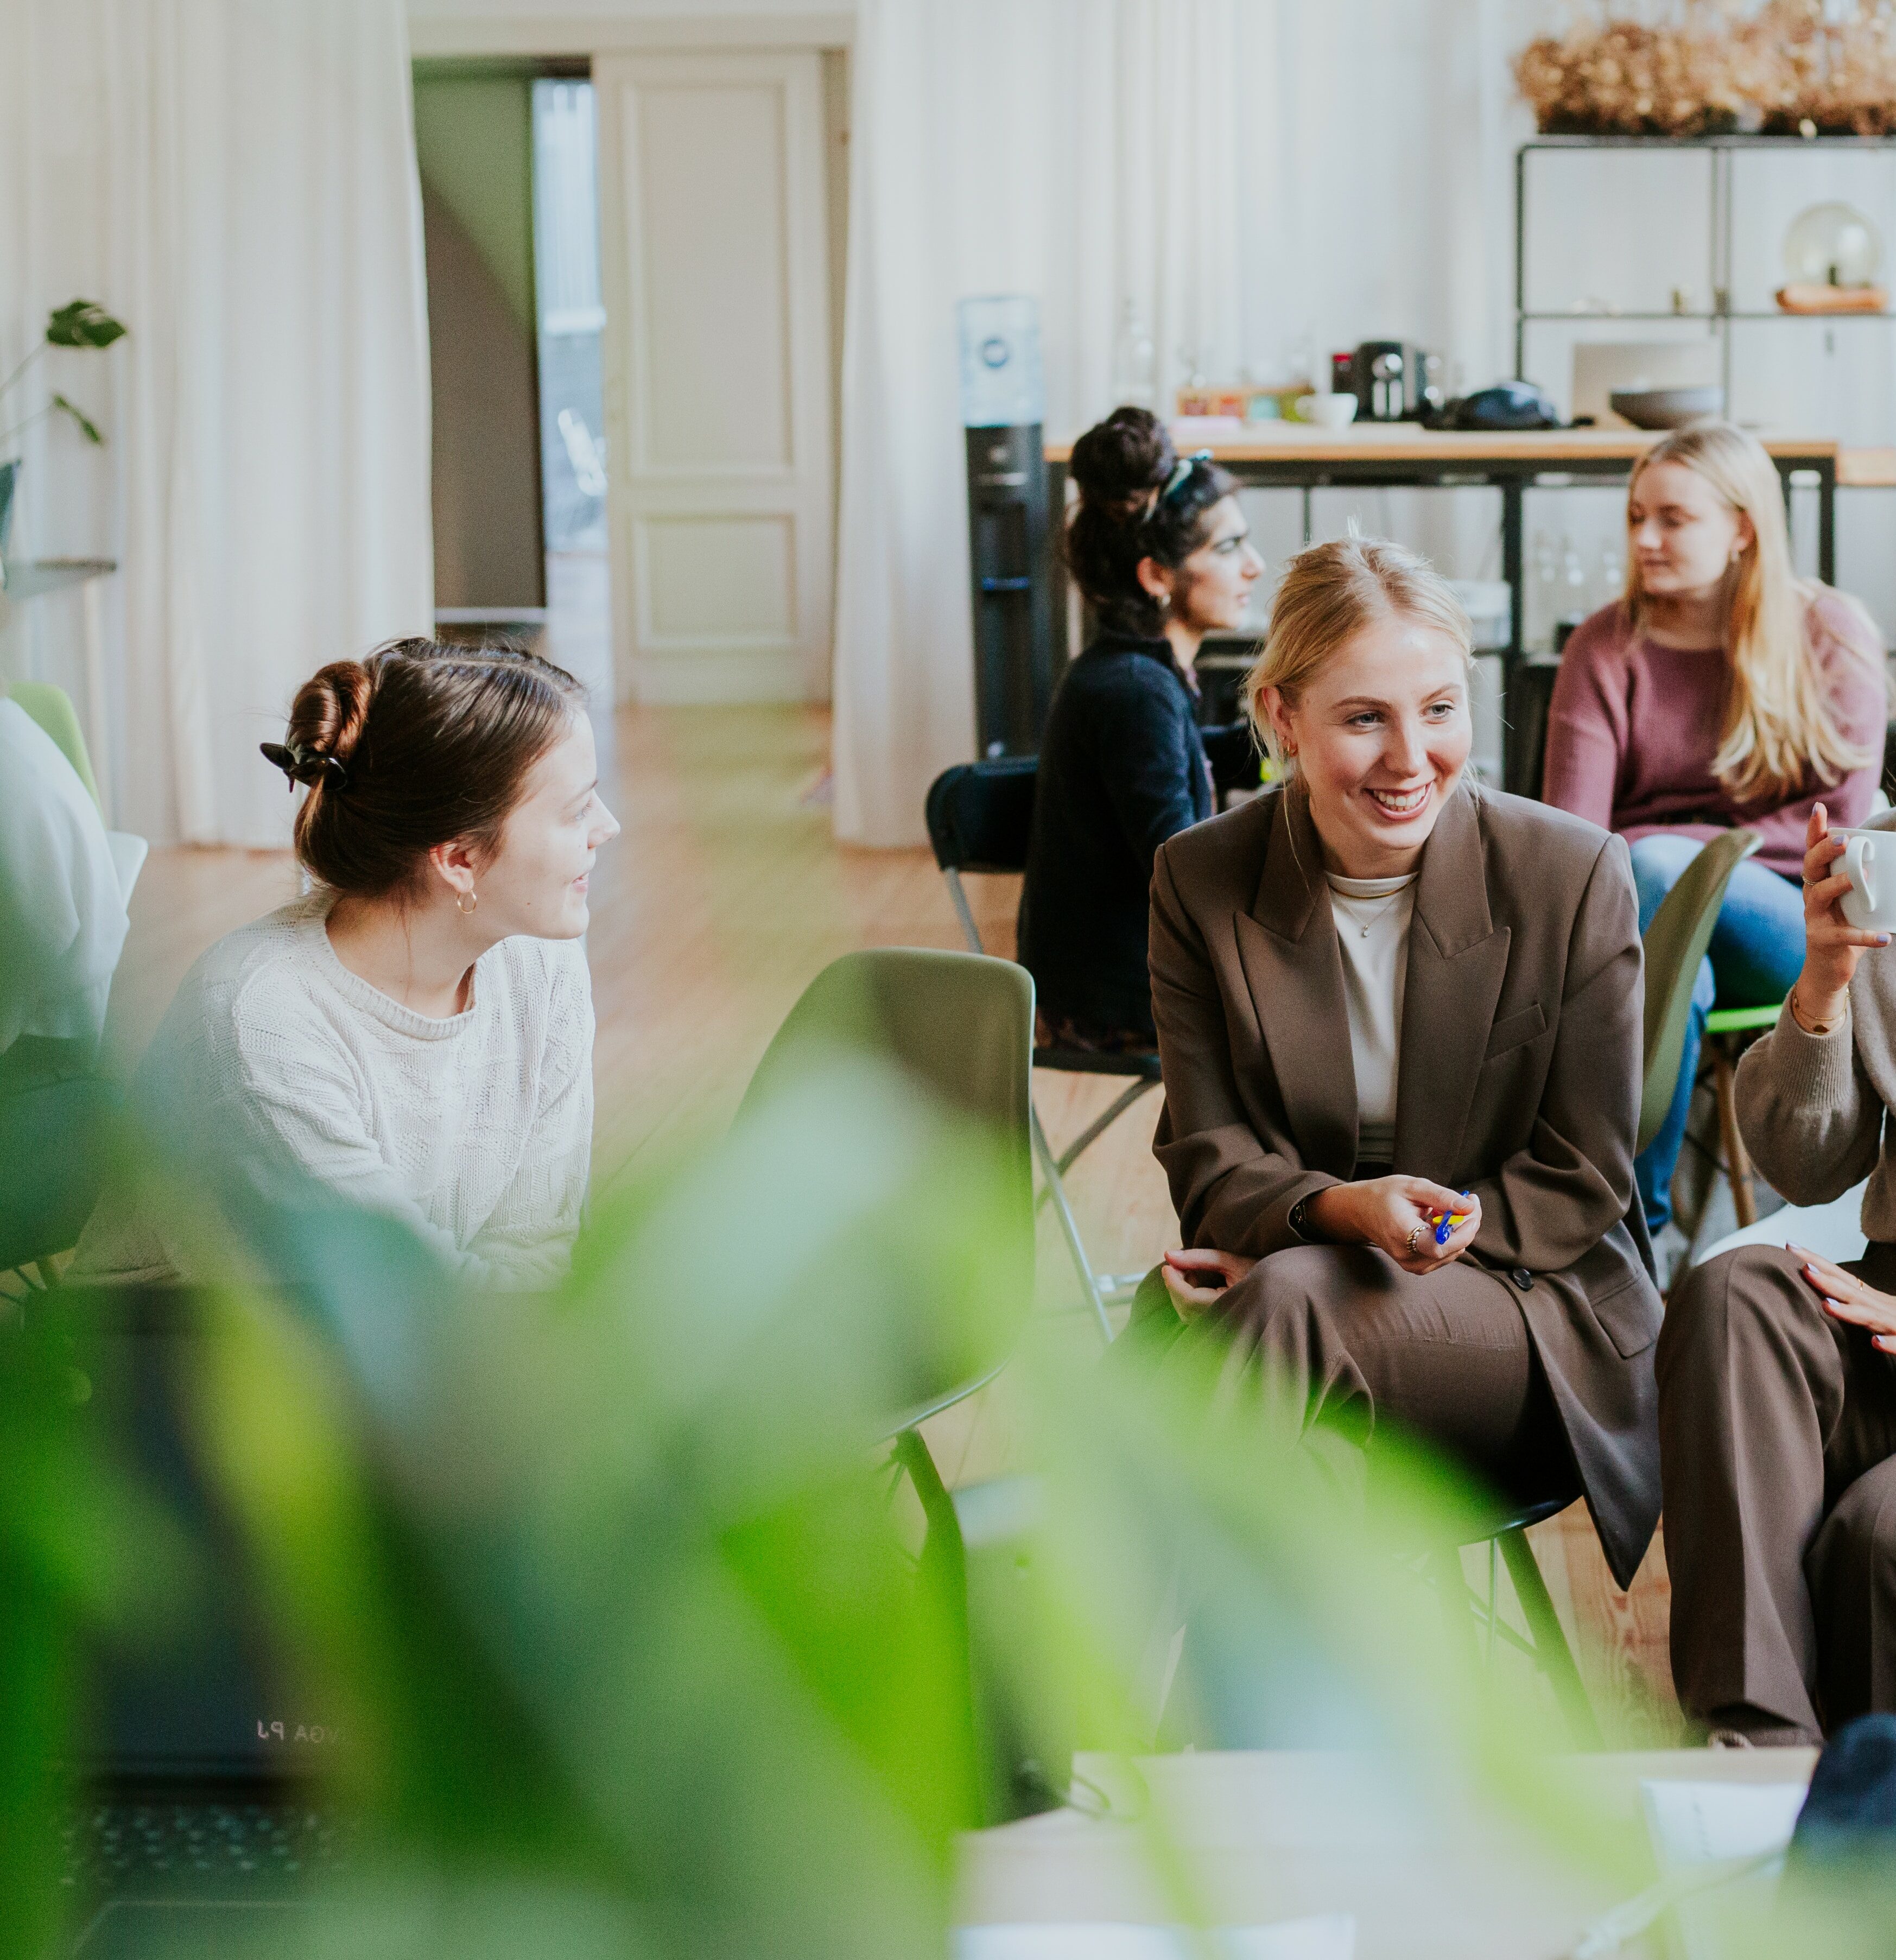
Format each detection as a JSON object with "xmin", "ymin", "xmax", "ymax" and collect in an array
[{"xmin": 1149, "ymin": 780, "xmax": 1662, "ymax": 1588}]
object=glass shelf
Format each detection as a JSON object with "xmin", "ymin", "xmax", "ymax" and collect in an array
[
  {"xmin": 0, "ymin": 558, "xmax": 116, "ymax": 602},
  {"xmin": 1522, "ymin": 310, "xmax": 1893, "ymax": 323}
]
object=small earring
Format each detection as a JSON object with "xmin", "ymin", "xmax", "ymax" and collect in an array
[
  {"xmin": 1156, "ymin": 592, "xmax": 1170, "ymax": 613},
  {"xmin": 456, "ymin": 889, "xmax": 478, "ymax": 916}
]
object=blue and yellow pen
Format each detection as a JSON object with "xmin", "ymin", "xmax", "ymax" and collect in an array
[{"xmin": 1430, "ymin": 1191, "xmax": 1474, "ymax": 1246}]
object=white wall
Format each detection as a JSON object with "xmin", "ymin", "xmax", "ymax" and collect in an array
[{"xmin": 408, "ymin": 0, "xmax": 853, "ymax": 56}]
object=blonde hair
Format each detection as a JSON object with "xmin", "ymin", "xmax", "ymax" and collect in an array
[
  {"xmin": 1627, "ymin": 421, "xmax": 1881, "ymax": 805},
  {"xmin": 1244, "ymin": 536, "xmax": 1474, "ymax": 779}
]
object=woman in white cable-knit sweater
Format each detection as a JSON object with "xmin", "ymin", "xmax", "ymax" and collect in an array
[{"xmin": 73, "ymin": 639, "xmax": 620, "ymax": 1290}]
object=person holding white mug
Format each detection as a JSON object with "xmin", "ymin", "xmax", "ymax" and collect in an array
[{"xmin": 1658, "ymin": 800, "xmax": 1896, "ymax": 1745}]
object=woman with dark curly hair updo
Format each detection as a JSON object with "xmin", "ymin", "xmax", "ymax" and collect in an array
[
  {"xmin": 72, "ymin": 638, "xmax": 620, "ymax": 1289},
  {"xmin": 1017, "ymin": 405, "xmax": 1261, "ymax": 1049}
]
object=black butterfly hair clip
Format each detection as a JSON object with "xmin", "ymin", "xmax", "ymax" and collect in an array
[{"xmin": 259, "ymin": 741, "xmax": 349, "ymax": 790}]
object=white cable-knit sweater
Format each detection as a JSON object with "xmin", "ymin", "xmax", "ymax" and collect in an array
[{"xmin": 72, "ymin": 895, "xmax": 594, "ymax": 1288}]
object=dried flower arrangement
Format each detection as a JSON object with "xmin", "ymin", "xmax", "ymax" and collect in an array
[{"xmin": 1517, "ymin": 1, "xmax": 1896, "ymax": 139}]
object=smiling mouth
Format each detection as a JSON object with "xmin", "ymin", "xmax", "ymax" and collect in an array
[{"xmin": 1366, "ymin": 784, "xmax": 1431, "ymax": 818}]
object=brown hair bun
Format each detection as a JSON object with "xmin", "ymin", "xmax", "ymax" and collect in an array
[
  {"xmin": 286, "ymin": 661, "xmax": 376, "ymax": 776},
  {"xmin": 1069, "ymin": 406, "xmax": 1175, "ymax": 518}
]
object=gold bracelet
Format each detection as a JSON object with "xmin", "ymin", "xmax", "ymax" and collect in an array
[{"xmin": 1788, "ymin": 982, "xmax": 1847, "ymax": 1037}]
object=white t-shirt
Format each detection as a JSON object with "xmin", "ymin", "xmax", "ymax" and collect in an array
[
  {"xmin": 71, "ymin": 893, "xmax": 594, "ymax": 1289},
  {"xmin": 1326, "ymin": 871, "xmax": 1417, "ymax": 1166}
]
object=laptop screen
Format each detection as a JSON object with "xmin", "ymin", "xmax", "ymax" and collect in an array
[{"xmin": 47, "ymin": 1287, "xmax": 345, "ymax": 1786}]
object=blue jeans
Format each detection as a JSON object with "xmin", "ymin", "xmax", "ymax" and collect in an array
[{"xmin": 1630, "ymin": 833, "xmax": 1805, "ymax": 1232}]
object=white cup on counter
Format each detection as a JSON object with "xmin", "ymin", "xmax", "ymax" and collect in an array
[{"xmin": 1296, "ymin": 394, "xmax": 1358, "ymax": 429}]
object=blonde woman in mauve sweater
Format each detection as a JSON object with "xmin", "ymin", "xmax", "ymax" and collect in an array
[
  {"xmin": 1542, "ymin": 421, "xmax": 1887, "ymax": 1247},
  {"xmin": 72, "ymin": 640, "xmax": 619, "ymax": 1290}
]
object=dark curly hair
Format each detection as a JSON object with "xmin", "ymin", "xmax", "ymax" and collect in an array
[{"xmin": 1064, "ymin": 405, "xmax": 1236, "ymax": 638}]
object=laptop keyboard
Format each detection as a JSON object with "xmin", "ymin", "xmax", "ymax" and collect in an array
[{"xmin": 61, "ymin": 1799, "xmax": 350, "ymax": 1896}]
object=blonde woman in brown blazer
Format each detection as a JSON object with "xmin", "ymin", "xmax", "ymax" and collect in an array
[{"xmin": 1143, "ymin": 538, "xmax": 1663, "ymax": 1591}]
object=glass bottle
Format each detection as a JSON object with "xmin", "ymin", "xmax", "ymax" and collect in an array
[
  {"xmin": 1110, "ymin": 300, "xmax": 1157, "ymax": 411},
  {"xmin": 1598, "ymin": 541, "xmax": 1625, "ymax": 611},
  {"xmin": 1531, "ymin": 529, "xmax": 1558, "ymax": 653}
]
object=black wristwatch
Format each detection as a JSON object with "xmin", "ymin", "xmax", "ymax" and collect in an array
[{"xmin": 1288, "ymin": 1191, "xmax": 1322, "ymax": 1242}]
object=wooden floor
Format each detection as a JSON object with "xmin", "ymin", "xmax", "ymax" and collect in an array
[{"xmin": 107, "ymin": 699, "xmax": 1680, "ymax": 1746}]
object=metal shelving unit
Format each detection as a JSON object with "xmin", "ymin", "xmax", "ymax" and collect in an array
[{"xmin": 1514, "ymin": 132, "xmax": 1896, "ymax": 405}]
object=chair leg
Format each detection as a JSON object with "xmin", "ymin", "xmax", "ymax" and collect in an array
[
  {"xmin": 1031, "ymin": 1103, "xmax": 1114, "ymax": 1344},
  {"xmin": 1051, "ymin": 1077, "xmax": 1161, "ymax": 1180},
  {"xmin": 1709, "ymin": 1042, "xmax": 1757, "ymax": 1229},
  {"xmin": 1496, "ymin": 1526, "xmax": 1600, "ymax": 1749},
  {"xmin": 943, "ymin": 868, "xmax": 987, "ymax": 957}
]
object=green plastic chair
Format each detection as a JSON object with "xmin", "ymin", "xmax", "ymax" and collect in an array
[
  {"xmin": 737, "ymin": 944, "xmax": 1037, "ymax": 1419},
  {"xmin": 9, "ymin": 678, "xmax": 102, "ymax": 810},
  {"xmin": 1637, "ymin": 827, "xmax": 1762, "ymax": 1158},
  {"xmin": 2, "ymin": 681, "xmax": 119, "ymax": 1289},
  {"xmin": 739, "ymin": 946, "xmax": 1035, "ymax": 1308},
  {"xmin": 738, "ymin": 946, "xmax": 1043, "ymax": 1819}
]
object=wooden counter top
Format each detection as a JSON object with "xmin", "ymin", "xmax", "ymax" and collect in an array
[{"xmin": 1043, "ymin": 426, "xmax": 1842, "ymax": 464}]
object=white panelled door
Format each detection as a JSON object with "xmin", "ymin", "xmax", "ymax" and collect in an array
[{"xmin": 595, "ymin": 50, "xmax": 834, "ymax": 704}]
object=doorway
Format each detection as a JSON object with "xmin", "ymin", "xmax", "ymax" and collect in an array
[{"xmin": 412, "ymin": 60, "xmax": 614, "ymax": 756}]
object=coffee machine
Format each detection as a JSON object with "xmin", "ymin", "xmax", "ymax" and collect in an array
[{"xmin": 1332, "ymin": 342, "xmax": 1445, "ymax": 423}]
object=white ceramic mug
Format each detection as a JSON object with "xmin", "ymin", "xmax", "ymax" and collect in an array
[
  {"xmin": 1835, "ymin": 828, "xmax": 1896, "ymax": 933},
  {"xmin": 1296, "ymin": 393, "xmax": 1357, "ymax": 429}
]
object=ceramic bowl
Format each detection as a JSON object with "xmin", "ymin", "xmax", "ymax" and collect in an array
[
  {"xmin": 1296, "ymin": 394, "xmax": 1358, "ymax": 429},
  {"xmin": 1609, "ymin": 384, "xmax": 1726, "ymax": 430}
]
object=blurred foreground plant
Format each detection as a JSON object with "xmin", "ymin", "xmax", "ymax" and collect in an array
[{"xmin": 14, "ymin": 1047, "xmax": 1882, "ymax": 1957}]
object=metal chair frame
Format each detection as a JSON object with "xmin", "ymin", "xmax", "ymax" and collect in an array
[
  {"xmin": 1700, "ymin": 999, "xmax": 1783, "ymax": 1231},
  {"xmin": 1434, "ymin": 1495, "xmax": 1600, "ymax": 1748}
]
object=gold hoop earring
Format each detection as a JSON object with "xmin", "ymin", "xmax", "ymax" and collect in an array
[{"xmin": 455, "ymin": 889, "xmax": 478, "ymax": 916}]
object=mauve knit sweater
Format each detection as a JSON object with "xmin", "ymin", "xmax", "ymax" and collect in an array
[{"xmin": 1542, "ymin": 591, "xmax": 1887, "ymax": 879}]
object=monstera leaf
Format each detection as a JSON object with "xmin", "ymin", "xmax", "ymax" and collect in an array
[{"xmin": 43, "ymin": 300, "xmax": 126, "ymax": 351}]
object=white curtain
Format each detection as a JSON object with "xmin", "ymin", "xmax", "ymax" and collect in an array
[
  {"xmin": 833, "ymin": 0, "xmax": 1548, "ymax": 847},
  {"xmin": 0, "ymin": 0, "xmax": 433, "ymax": 847}
]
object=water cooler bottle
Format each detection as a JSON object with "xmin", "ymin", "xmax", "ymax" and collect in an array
[{"xmin": 959, "ymin": 297, "xmax": 1054, "ymax": 757}]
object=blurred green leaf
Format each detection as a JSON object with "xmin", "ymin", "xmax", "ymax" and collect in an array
[
  {"xmin": 45, "ymin": 301, "xmax": 126, "ymax": 351},
  {"xmin": 49, "ymin": 394, "xmax": 103, "ymax": 445},
  {"xmin": 57, "ymin": 1046, "xmax": 1861, "ymax": 1955}
]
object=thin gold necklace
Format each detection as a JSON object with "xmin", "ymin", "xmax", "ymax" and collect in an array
[{"xmin": 1335, "ymin": 884, "xmax": 1409, "ymax": 940}]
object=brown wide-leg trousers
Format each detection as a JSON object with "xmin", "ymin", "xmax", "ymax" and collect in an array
[
  {"xmin": 1658, "ymin": 1241, "xmax": 1896, "ymax": 1743},
  {"xmin": 1130, "ymin": 1242, "xmax": 1574, "ymax": 1501}
]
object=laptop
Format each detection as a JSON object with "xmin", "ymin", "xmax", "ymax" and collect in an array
[{"xmin": 37, "ymin": 1286, "xmax": 352, "ymax": 1956}]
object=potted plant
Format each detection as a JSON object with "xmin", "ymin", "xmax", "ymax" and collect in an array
[{"xmin": 0, "ymin": 299, "xmax": 127, "ymax": 580}]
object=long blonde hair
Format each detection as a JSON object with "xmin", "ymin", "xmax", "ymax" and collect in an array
[
  {"xmin": 1244, "ymin": 535, "xmax": 1473, "ymax": 781},
  {"xmin": 1627, "ymin": 421, "xmax": 1880, "ymax": 805}
]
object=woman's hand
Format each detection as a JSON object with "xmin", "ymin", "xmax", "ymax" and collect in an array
[
  {"xmin": 1794, "ymin": 802, "xmax": 1890, "ymax": 1026},
  {"xmin": 1306, "ymin": 1177, "xmax": 1481, "ymax": 1276},
  {"xmin": 1798, "ymin": 1244, "xmax": 1896, "ymax": 1353},
  {"xmin": 1162, "ymin": 1246, "xmax": 1255, "ymax": 1321}
]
